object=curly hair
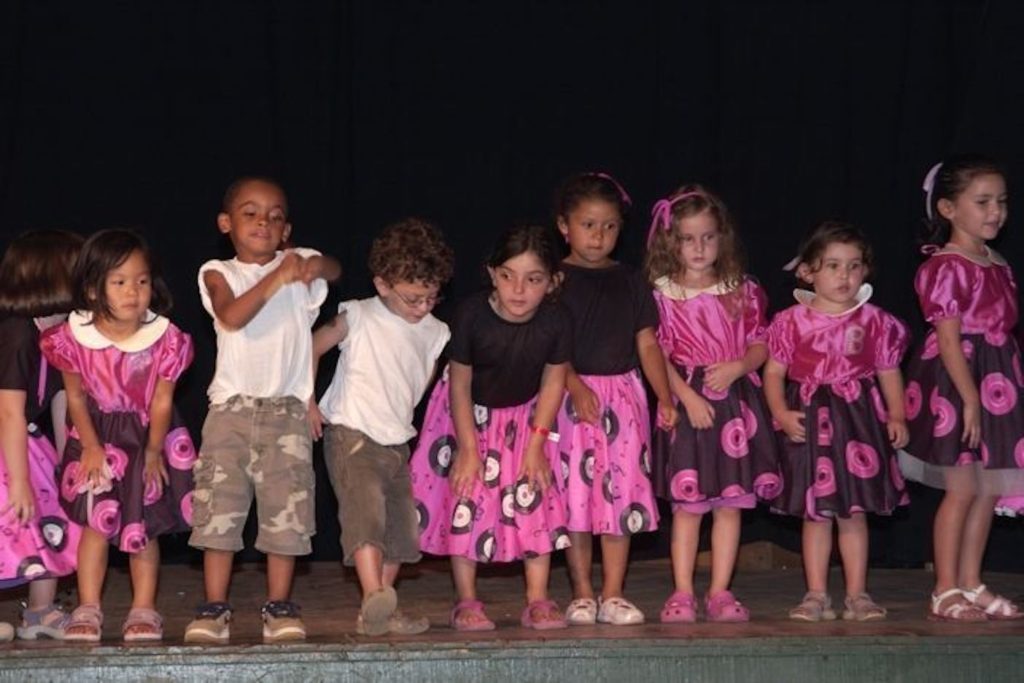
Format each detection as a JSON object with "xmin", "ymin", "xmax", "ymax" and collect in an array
[
  {"xmin": 922, "ymin": 154, "xmax": 1004, "ymax": 246},
  {"xmin": 0, "ymin": 229, "xmax": 85, "ymax": 316},
  {"xmin": 643, "ymin": 183, "xmax": 745, "ymax": 290},
  {"xmin": 368, "ymin": 218, "xmax": 455, "ymax": 286},
  {"xmin": 792, "ymin": 220, "xmax": 874, "ymax": 282}
]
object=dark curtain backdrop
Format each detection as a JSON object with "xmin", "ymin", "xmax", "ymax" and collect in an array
[{"xmin": 2, "ymin": 0, "xmax": 1023, "ymax": 567}]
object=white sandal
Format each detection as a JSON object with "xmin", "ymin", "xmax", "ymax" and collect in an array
[
  {"xmin": 564, "ymin": 598, "xmax": 597, "ymax": 626},
  {"xmin": 597, "ymin": 597, "xmax": 645, "ymax": 626},
  {"xmin": 961, "ymin": 584, "xmax": 1024, "ymax": 620},
  {"xmin": 928, "ymin": 588, "xmax": 986, "ymax": 622}
]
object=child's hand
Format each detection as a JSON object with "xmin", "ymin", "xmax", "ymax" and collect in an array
[
  {"xmin": 275, "ymin": 251, "xmax": 303, "ymax": 286},
  {"xmin": 569, "ymin": 383, "xmax": 601, "ymax": 425},
  {"xmin": 656, "ymin": 399, "xmax": 679, "ymax": 430},
  {"xmin": 143, "ymin": 446, "xmax": 169, "ymax": 499},
  {"xmin": 777, "ymin": 410, "xmax": 806, "ymax": 442},
  {"xmin": 78, "ymin": 444, "xmax": 107, "ymax": 489},
  {"xmin": 5, "ymin": 477, "xmax": 35, "ymax": 524},
  {"xmin": 887, "ymin": 418, "xmax": 909, "ymax": 449},
  {"xmin": 307, "ymin": 399, "xmax": 324, "ymax": 441},
  {"xmin": 704, "ymin": 360, "xmax": 744, "ymax": 393},
  {"xmin": 680, "ymin": 393, "xmax": 715, "ymax": 430},
  {"xmin": 962, "ymin": 400, "xmax": 981, "ymax": 449},
  {"xmin": 517, "ymin": 444, "xmax": 552, "ymax": 494},
  {"xmin": 297, "ymin": 255, "xmax": 325, "ymax": 285},
  {"xmin": 450, "ymin": 452, "xmax": 482, "ymax": 499}
]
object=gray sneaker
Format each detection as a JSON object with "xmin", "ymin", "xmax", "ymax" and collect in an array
[
  {"xmin": 261, "ymin": 601, "xmax": 306, "ymax": 642},
  {"xmin": 184, "ymin": 602, "xmax": 232, "ymax": 644}
]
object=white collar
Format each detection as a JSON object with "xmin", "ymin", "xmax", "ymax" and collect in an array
[
  {"xmin": 793, "ymin": 283, "xmax": 873, "ymax": 316},
  {"xmin": 928, "ymin": 244, "xmax": 1007, "ymax": 267},
  {"xmin": 68, "ymin": 310, "xmax": 169, "ymax": 352},
  {"xmin": 654, "ymin": 276, "xmax": 735, "ymax": 301}
]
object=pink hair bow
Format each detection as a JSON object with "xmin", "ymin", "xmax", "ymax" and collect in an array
[
  {"xmin": 646, "ymin": 192, "xmax": 703, "ymax": 247},
  {"xmin": 922, "ymin": 162, "xmax": 942, "ymax": 220}
]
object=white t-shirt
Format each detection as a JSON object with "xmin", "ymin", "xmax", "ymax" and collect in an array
[
  {"xmin": 318, "ymin": 297, "xmax": 450, "ymax": 446},
  {"xmin": 199, "ymin": 248, "xmax": 327, "ymax": 403}
]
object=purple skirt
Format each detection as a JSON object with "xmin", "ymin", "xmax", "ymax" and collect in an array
[{"xmin": 772, "ymin": 377, "xmax": 908, "ymax": 520}]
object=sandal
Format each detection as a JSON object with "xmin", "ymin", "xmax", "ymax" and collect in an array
[
  {"xmin": 520, "ymin": 599, "xmax": 567, "ymax": 630},
  {"xmin": 789, "ymin": 591, "xmax": 836, "ymax": 622},
  {"xmin": 659, "ymin": 591, "xmax": 697, "ymax": 624},
  {"xmin": 705, "ymin": 590, "xmax": 750, "ymax": 623},
  {"xmin": 597, "ymin": 597, "xmax": 645, "ymax": 625},
  {"xmin": 63, "ymin": 604, "xmax": 103, "ymax": 643},
  {"xmin": 961, "ymin": 584, "xmax": 1024, "ymax": 621},
  {"xmin": 842, "ymin": 593, "xmax": 887, "ymax": 621},
  {"xmin": 449, "ymin": 599, "xmax": 496, "ymax": 632},
  {"xmin": 928, "ymin": 588, "xmax": 987, "ymax": 622},
  {"xmin": 359, "ymin": 586, "xmax": 397, "ymax": 637},
  {"xmin": 122, "ymin": 607, "xmax": 163, "ymax": 642},
  {"xmin": 17, "ymin": 603, "xmax": 69, "ymax": 640},
  {"xmin": 565, "ymin": 598, "xmax": 597, "ymax": 626}
]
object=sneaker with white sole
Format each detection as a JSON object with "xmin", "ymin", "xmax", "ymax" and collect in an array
[
  {"xmin": 262, "ymin": 601, "xmax": 306, "ymax": 642},
  {"xmin": 184, "ymin": 602, "xmax": 232, "ymax": 644}
]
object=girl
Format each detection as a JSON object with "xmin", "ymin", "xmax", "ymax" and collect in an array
[
  {"xmin": 0, "ymin": 230, "xmax": 84, "ymax": 641},
  {"xmin": 646, "ymin": 185, "xmax": 780, "ymax": 623},
  {"xmin": 41, "ymin": 229, "xmax": 195, "ymax": 642},
  {"xmin": 555, "ymin": 172, "xmax": 677, "ymax": 627},
  {"xmin": 901, "ymin": 155, "xmax": 1024, "ymax": 621},
  {"xmin": 411, "ymin": 225, "xmax": 571, "ymax": 631},
  {"xmin": 764, "ymin": 222, "xmax": 909, "ymax": 622}
]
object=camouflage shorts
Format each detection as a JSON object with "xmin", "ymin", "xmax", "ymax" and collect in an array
[{"xmin": 189, "ymin": 395, "xmax": 315, "ymax": 556}]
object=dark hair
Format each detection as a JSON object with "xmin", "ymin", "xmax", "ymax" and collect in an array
[
  {"xmin": 487, "ymin": 225, "xmax": 562, "ymax": 278},
  {"xmin": 923, "ymin": 154, "xmax": 1005, "ymax": 245},
  {"xmin": 368, "ymin": 217, "xmax": 455, "ymax": 285},
  {"xmin": 555, "ymin": 172, "xmax": 631, "ymax": 222},
  {"xmin": 72, "ymin": 229, "xmax": 173, "ymax": 319},
  {"xmin": 0, "ymin": 229, "xmax": 85, "ymax": 316},
  {"xmin": 644, "ymin": 183, "xmax": 745, "ymax": 289},
  {"xmin": 221, "ymin": 176, "xmax": 288, "ymax": 214},
  {"xmin": 793, "ymin": 220, "xmax": 874, "ymax": 279}
]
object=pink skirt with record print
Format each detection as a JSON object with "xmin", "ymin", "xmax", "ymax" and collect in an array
[{"xmin": 410, "ymin": 370, "xmax": 570, "ymax": 563}]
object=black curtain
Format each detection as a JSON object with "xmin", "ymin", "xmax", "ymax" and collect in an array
[{"xmin": 2, "ymin": 0, "xmax": 1023, "ymax": 567}]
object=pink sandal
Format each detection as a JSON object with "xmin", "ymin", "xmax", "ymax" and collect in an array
[
  {"xmin": 449, "ymin": 599, "xmax": 496, "ymax": 632},
  {"xmin": 520, "ymin": 600, "xmax": 567, "ymax": 630},
  {"xmin": 705, "ymin": 590, "xmax": 750, "ymax": 623},
  {"xmin": 660, "ymin": 591, "xmax": 697, "ymax": 623}
]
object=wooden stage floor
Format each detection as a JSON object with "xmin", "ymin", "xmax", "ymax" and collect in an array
[{"xmin": 1, "ymin": 557, "xmax": 1023, "ymax": 681}]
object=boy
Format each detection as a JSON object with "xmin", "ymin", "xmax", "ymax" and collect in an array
[
  {"xmin": 311, "ymin": 218, "xmax": 453, "ymax": 636},
  {"xmin": 185, "ymin": 177, "xmax": 341, "ymax": 643}
]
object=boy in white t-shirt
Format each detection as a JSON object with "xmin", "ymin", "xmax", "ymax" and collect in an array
[
  {"xmin": 185, "ymin": 177, "xmax": 341, "ymax": 644},
  {"xmin": 311, "ymin": 218, "xmax": 454, "ymax": 636}
]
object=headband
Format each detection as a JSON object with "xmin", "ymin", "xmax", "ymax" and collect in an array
[
  {"xmin": 588, "ymin": 172, "xmax": 632, "ymax": 207},
  {"xmin": 922, "ymin": 162, "xmax": 942, "ymax": 220},
  {"xmin": 646, "ymin": 192, "xmax": 704, "ymax": 247}
]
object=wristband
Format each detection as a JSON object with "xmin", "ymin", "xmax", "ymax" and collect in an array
[{"xmin": 530, "ymin": 424, "xmax": 560, "ymax": 443}]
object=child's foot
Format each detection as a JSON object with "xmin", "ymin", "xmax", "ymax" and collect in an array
[
  {"xmin": 841, "ymin": 593, "xmax": 887, "ymax": 621},
  {"xmin": 122, "ymin": 607, "xmax": 164, "ymax": 642},
  {"xmin": 565, "ymin": 598, "xmax": 598, "ymax": 626},
  {"xmin": 789, "ymin": 591, "xmax": 836, "ymax": 622},
  {"xmin": 449, "ymin": 599, "xmax": 496, "ymax": 632},
  {"xmin": 261, "ymin": 601, "xmax": 306, "ymax": 642},
  {"xmin": 63, "ymin": 604, "xmax": 103, "ymax": 642},
  {"xmin": 929, "ymin": 588, "xmax": 986, "ymax": 622},
  {"xmin": 0, "ymin": 622, "xmax": 13, "ymax": 643},
  {"xmin": 17, "ymin": 603, "xmax": 69, "ymax": 640},
  {"xmin": 597, "ymin": 597, "xmax": 645, "ymax": 625},
  {"xmin": 961, "ymin": 584, "xmax": 1024, "ymax": 620},
  {"xmin": 357, "ymin": 609, "xmax": 430, "ymax": 636},
  {"xmin": 520, "ymin": 600, "xmax": 567, "ymax": 630},
  {"xmin": 184, "ymin": 602, "xmax": 233, "ymax": 644},
  {"xmin": 359, "ymin": 587, "xmax": 397, "ymax": 637},
  {"xmin": 705, "ymin": 590, "xmax": 750, "ymax": 623},
  {"xmin": 659, "ymin": 591, "xmax": 696, "ymax": 624}
]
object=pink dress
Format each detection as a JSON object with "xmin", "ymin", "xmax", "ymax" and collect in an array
[
  {"xmin": 767, "ymin": 287, "xmax": 909, "ymax": 519},
  {"xmin": 900, "ymin": 247, "xmax": 1024, "ymax": 509},
  {"xmin": 40, "ymin": 311, "xmax": 196, "ymax": 552},
  {"xmin": 653, "ymin": 278, "xmax": 782, "ymax": 513}
]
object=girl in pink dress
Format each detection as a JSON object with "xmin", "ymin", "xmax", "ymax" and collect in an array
[
  {"xmin": 764, "ymin": 222, "xmax": 909, "ymax": 622},
  {"xmin": 554, "ymin": 173, "xmax": 677, "ymax": 627},
  {"xmin": 41, "ymin": 229, "xmax": 195, "ymax": 642},
  {"xmin": 411, "ymin": 225, "xmax": 571, "ymax": 631},
  {"xmin": 646, "ymin": 185, "xmax": 781, "ymax": 624},
  {"xmin": 901, "ymin": 155, "xmax": 1024, "ymax": 621},
  {"xmin": 0, "ymin": 230, "xmax": 84, "ymax": 641}
]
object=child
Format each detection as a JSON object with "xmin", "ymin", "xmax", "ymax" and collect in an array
[
  {"xmin": 554, "ymin": 173, "xmax": 677, "ymax": 626},
  {"xmin": 411, "ymin": 225, "xmax": 571, "ymax": 631},
  {"xmin": 40, "ymin": 229, "xmax": 195, "ymax": 642},
  {"xmin": 764, "ymin": 221, "xmax": 909, "ymax": 622},
  {"xmin": 900, "ymin": 155, "xmax": 1024, "ymax": 621},
  {"xmin": 184, "ymin": 177, "xmax": 341, "ymax": 643},
  {"xmin": 0, "ymin": 230, "xmax": 84, "ymax": 641},
  {"xmin": 311, "ymin": 218, "xmax": 454, "ymax": 636},
  {"xmin": 646, "ymin": 186, "xmax": 780, "ymax": 623}
]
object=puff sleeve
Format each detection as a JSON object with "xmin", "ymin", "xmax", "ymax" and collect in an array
[
  {"xmin": 39, "ymin": 323, "xmax": 81, "ymax": 374},
  {"xmin": 874, "ymin": 312, "xmax": 909, "ymax": 371},
  {"xmin": 156, "ymin": 323, "xmax": 195, "ymax": 383},
  {"xmin": 915, "ymin": 257, "xmax": 970, "ymax": 323},
  {"xmin": 766, "ymin": 309, "xmax": 797, "ymax": 367},
  {"xmin": 743, "ymin": 279, "xmax": 770, "ymax": 346}
]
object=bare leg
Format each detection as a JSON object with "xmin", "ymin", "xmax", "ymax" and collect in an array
[
  {"xmin": 353, "ymin": 544, "xmax": 385, "ymax": 596},
  {"xmin": 932, "ymin": 490, "xmax": 972, "ymax": 595},
  {"xmin": 382, "ymin": 562, "xmax": 401, "ymax": 588},
  {"xmin": 524, "ymin": 554, "xmax": 552, "ymax": 603},
  {"xmin": 599, "ymin": 534, "xmax": 631, "ymax": 601},
  {"xmin": 26, "ymin": 578, "xmax": 58, "ymax": 611},
  {"xmin": 566, "ymin": 531, "xmax": 595, "ymax": 600},
  {"xmin": 66, "ymin": 528, "xmax": 107, "ymax": 637},
  {"xmin": 450, "ymin": 556, "xmax": 489, "ymax": 628},
  {"xmin": 708, "ymin": 507, "xmax": 741, "ymax": 596},
  {"xmin": 202, "ymin": 549, "xmax": 234, "ymax": 603},
  {"xmin": 266, "ymin": 553, "xmax": 294, "ymax": 602},
  {"xmin": 128, "ymin": 541, "xmax": 160, "ymax": 610},
  {"xmin": 836, "ymin": 513, "xmax": 868, "ymax": 597},
  {"xmin": 801, "ymin": 519, "xmax": 833, "ymax": 594},
  {"xmin": 958, "ymin": 494, "xmax": 997, "ymax": 590},
  {"xmin": 670, "ymin": 510, "xmax": 702, "ymax": 593}
]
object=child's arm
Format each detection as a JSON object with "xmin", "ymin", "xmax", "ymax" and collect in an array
[
  {"xmin": 934, "ymin": 318, "xmax": 980, "ymax": 447},
  {"xmin": 519, "ymin": 361, "xmax": 568, "ymax": 493},
  {"xmin": 299, "ymin": 254, "xmax": 342, "ymax": 284},
  {"xmin": 877, "ymin": 369, "xmax": 909, "ymax": 448},
  {"xmin": 143, "ymin": 378, "xmax": 176, "ymax": 497},
  {"xmin": 636, "ymin": 327, "xmax": 679, "ymax": 430},
  {"xmin": 62, "ymin": 371, "xmax": 107, "ymax": 487},
  {"xmin": 763, "ymin": 358, "xmax": 805, "ymax": 442},
  {"xmin": 705, "ymin": 343, "xmax": 768, "ymax": 393},
  {"xmin": 0, "ymin": 389, "xmax": 34, "ymax": 523},
  {"xmin": 308, "ymin": 313, "xmax": 349, "ymax": 440},
  {"xmin": 203, "ymin": 253, "xmax": 303, "ymax": 331},
  {"xmin": 565, "ymin": 366, "xmax": 600, "ymax": 425},
  {"xmin": 448, "ymin": 360, "xmax": 481, "ymax": 498},
  {"xmin": 665, "ymin": 354, "xmax": 715, "ymax": 430}
]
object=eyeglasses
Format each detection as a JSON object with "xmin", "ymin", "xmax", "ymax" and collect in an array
[{"xmin": 392, "ymin": 288, "xmax": 443, "ymax": 309}]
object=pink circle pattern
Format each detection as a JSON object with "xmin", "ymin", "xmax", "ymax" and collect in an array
[
  {"xmin": 143, "ymin": 477, "xmax": 161, "ymax": 506},
  {"xmin": 904, "ymin": 382, "xmax": 922, "ymax": 421},
  {"xmin": 740, "ymin": 401, "xmax": 757, "ymax": 439},
  {"xmin": 118, "ymin": 522, "xmax": 148, "ymax": 553},
  {"xmin": 813, "ymin": 457, "xmax": 836, "ymax": 497},
  {"xmin": 980, "ymin": 373, "xmax": 1017, "ymax": 416},
  {"xmin": 1015, "ymin": 438, "xmax": 1024, "ymax": 468},
  {"xmin": 61, "ymin": 462, "xmax": 81, "ymax": 502},
  {"xmin": 180, "ymin": 491, "xmax": 194, "ymax": 525},
  {"xmin": 105, "ymin": 445, "xmax": 128, "ymax": 481},
  {"xmin": 846, "ymin": 441, "xmax": 880, "ymax": 479},
  {"xmin": 929, "ymin": 388, "xmax": 956, "ymax": 438},
  {"xmin": 670, "ymin": 469, "xmax": 704, "ymax": 503},
  {"xmin": 816, "ymin": 408, "xmax": 832, "ymax": 447},
  {"xmin": 89, "ymin": 499, "xmax": 121, "ymax": 538},
  {"xmin": 832, "ymin": 379, "xmax": 861, "ymax": 403},
  {"xmin": 720, "ymin": 418, "xmax": 750, "ymax": 459},
  {"xmin": 753, "ymin": 472, "xmax": 782, "ymax": 499},
  {"xmin": 165, "ymin": 427, "xmax": 197, "ymax": 471}
]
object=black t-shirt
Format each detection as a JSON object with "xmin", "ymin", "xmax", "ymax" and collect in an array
[
  {"xmin": 560, "ymin": 262, "xmax": 659, "ymax": 375},
  {"xmin": 449, "ymin": 291, "xmax": 572, "ymax": 408},
  {"xmin": 0, "ymin": 315, "xmax": 62, "ymax": 423}
]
